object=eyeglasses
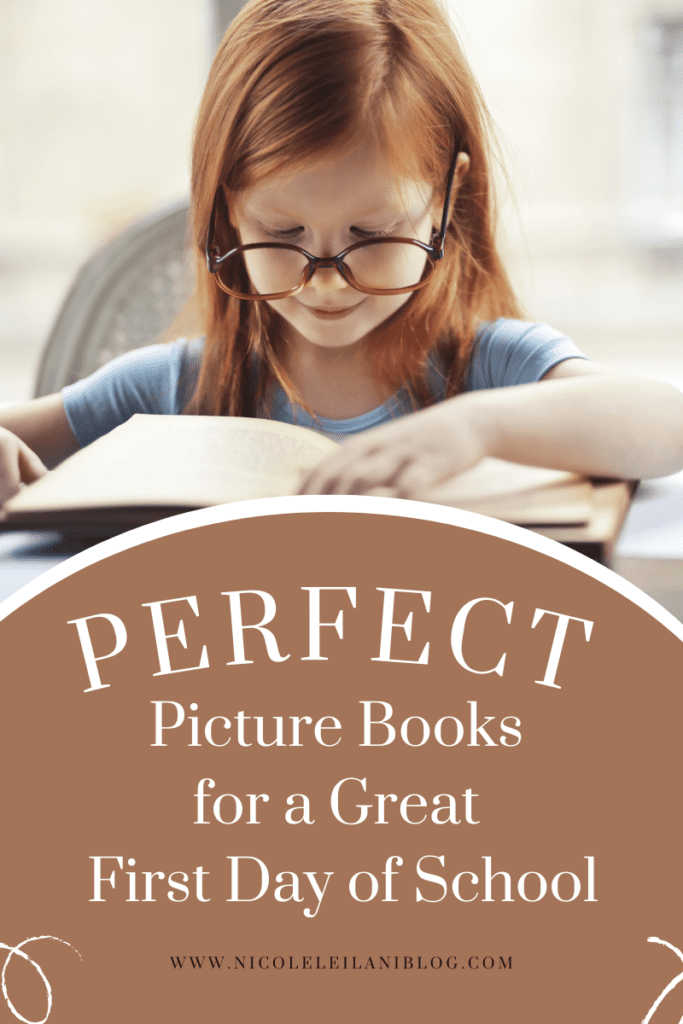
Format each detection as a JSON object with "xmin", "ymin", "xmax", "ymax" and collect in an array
[{"xmin": 205, "ymin": 146, "xmax": 460, "ymax": 300}]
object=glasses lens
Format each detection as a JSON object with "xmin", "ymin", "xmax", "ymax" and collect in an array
[
  {"xmin": 218, "ymin": 246, "xmax": 310, "ymax": 298},
  {"xmin": 215, "ymin": 240, "xmax": 433, "ymax": 298},
  {"xmin": 343, "ymin": 240, "xmax": 431, "ymax": 292}
]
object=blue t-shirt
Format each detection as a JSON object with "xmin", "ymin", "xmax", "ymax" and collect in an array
[{"xmin": 62, "ymin": 318, "xmax": 585, "ymax": 447}]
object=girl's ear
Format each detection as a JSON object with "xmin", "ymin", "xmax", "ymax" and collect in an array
[
  {"xmin": 454, "ymin": 151, "xmax": 470, "ymax": 182},
  {"xmin": 431, "ymin": 151, "xmax": 471, "ymax": 229},
  {"xmin": 219, "ymin": 185, "xmax": 241, "ymax": 247}
]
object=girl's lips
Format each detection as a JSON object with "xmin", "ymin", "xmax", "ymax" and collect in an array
[{"xmin": 302, "ymin": 301, "xmax": 366, "ymax": 320}]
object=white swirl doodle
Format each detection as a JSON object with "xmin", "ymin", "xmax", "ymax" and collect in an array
[
  {"xmin": 643, "ymin": 937, "xmax": 683, "ymax": 1024},
  {"xmin": 0, "ymin": 936, "xmax": 82, "ymax": 1024}
]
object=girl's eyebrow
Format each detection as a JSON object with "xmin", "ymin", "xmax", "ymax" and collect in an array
[{"xmin": 245, "ymin": 197, "xmax": 431, "ymax": 222}]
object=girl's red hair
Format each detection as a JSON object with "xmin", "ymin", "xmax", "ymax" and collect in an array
[{"xmin": 187, "ymin": 0, "xmax": 523, "ymax": 416}]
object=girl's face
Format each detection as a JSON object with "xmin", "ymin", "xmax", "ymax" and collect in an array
[{"xmin": 230, "ymin": 137, "xmax": 436, "ymax": 351}]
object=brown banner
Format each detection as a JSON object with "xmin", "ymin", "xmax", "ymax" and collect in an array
[{"xmin": 1, "ymin": 508, "xmax": 682, "ymax": 1023}]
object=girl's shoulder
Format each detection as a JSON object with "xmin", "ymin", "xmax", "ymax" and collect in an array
[
  {"xmin": 465, "ymin": 318, "xmax": 586, "ymax": 393},
  {"xmin": 62, "ymin": 337, "xmax": 205, "ymax": 448},
  {"xmin": 425, "ymin": 319, "xmax": 586, "ymax": 400}
]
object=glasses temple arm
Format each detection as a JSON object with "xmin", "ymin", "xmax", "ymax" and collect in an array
[
  {"xmin": 434, "ymin": 144, "xmax": 462, "ymax": 255},
  {"xmin": 206, "ymin": 190, "xmax": 221, "ymax": 271}
]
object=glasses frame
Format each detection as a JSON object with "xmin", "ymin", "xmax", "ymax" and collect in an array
[{"xmin": 205, "ymin": 145, "xmax": 461, "ymax": 301}]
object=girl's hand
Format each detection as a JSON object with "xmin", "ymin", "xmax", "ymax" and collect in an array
[
  {"xmin": 301, "ymin": 367, "xmax": 683, "ymax": 496},
  {"xmin": 300, "ymin": 398, "xmax": 488, "ymax": 497},
  {"xmin": 0, "ymin": 427, "xmax": 48, "ymax": 505}
]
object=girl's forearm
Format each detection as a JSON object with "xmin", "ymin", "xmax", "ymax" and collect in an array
[{"xmin": 457, "ymin": 375, "xmax": 683, "ymax": 480}]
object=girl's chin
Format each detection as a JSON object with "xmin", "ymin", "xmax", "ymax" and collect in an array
[
  {"xmin": 292, "ymin": 326, "xmax": 371, "ymax": 349},
  {"xmin": 268, "ymin": 293, "xmax": 408, "ymax": 349},
  {"xmin": 276, "ymin": 307, "xmax": 378, "ymax": 349}
]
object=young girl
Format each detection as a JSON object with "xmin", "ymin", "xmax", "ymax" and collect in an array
[{"xmin": 2, "ymin": 0, "xmax": 682, "ymax": 505}]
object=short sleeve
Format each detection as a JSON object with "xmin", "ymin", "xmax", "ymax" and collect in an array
[
  {"xmin": 465, "ymin": 319, "xmax": 587, "ymax": 391},
  {"xmin": 62, "ymin": 337, "xmax": 203, "ymax": 447}
]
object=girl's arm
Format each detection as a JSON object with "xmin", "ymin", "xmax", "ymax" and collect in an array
[
  {"xmin": 0, "ymin": 394, "xmax": 79, "ymax": 503},
  {"xmin": 300, "ymin": 361, "xmax": 683, "ymax": 496}
]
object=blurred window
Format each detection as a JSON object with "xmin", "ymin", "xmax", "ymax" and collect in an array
[{"xmin": 640, "ymin": 16, "xmax": 683, "ymax": 238}]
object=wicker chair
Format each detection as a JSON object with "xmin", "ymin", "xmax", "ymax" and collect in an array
[{"xmin": 33, "ymin": 200, "xmax": 195, "ymax": 397}]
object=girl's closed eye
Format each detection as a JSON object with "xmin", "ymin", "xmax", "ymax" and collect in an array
[
  {"xmin": 351, "ymin": 223, "xmax": 402, "ymax": 239},
  {"xmin": 257, "ymin": 223, "xmax": 305, "ymax": 240},
  {"xmin": 257, "ymin": 222, "xmax": 404, "ymax": 242}
]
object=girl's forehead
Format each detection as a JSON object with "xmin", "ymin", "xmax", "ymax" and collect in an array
[{"xmin": 237, "ymin": 138, "xmax": 432, "ymax": 219}]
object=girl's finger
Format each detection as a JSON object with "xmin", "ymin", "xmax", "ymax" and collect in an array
[
  {"xmin": 299, "ymin": 443, "xmax": 381, "ymax": 494},
  {"xmin": 394, "ymin": 456, "xmax": 452, "ymax": 498},
  {"xmin": 17, "ymin": 441, "xmax": 48, "ymax": 484},
  {"xmin": 325, "ymin": 450, "xmax": 410, "ymax": 495},
  {"xmin": 298, "ymin": 461, "xmax": 342, "ymax": 495},
  {"xmin": 0, "ymin": 451, "xmax": 21, "ymax": 504},
  {"xmin": 0, "ymin": 442, "xmax": 47, "ymax": 505}
]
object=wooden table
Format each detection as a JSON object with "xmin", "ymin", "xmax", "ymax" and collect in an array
[{"xmin": 530, "ymin": 479, "xmax": 635, "ymax": 565}]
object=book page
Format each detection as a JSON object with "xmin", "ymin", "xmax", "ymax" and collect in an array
[
  {"xmin": 422, "ymin": 458, "xmax": 592, "ymax": 525},
  {"xmin": 5, "ymin": 421, "xmax": 594, "ymax": 528},
  {"xmin": 5, "ymin": 415, "xmax": 340, "ymax": 512}
]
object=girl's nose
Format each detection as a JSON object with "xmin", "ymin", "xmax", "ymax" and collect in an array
[{"xmin": 307, "ymin": 266, "xmax": 349, "ymax": 293}]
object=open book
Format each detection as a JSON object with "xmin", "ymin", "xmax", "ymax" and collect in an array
[{"xmin": 0, "ymin": 413, "xmax": 595, "ymax": 533}]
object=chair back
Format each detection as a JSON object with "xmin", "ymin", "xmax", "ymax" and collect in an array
[{"xmin": 34, "ymin": 200, "xmax": 194, "ymax": 397}]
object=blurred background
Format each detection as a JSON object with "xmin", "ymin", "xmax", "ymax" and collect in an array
[{"xmin": 1, "ymin": 0, "xmax": 681, "ymax": 401}]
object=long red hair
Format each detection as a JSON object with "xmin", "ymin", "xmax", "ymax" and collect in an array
[{"xmin": 187, "ymin": 0, "xmax": 523, "ymax": 416}]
